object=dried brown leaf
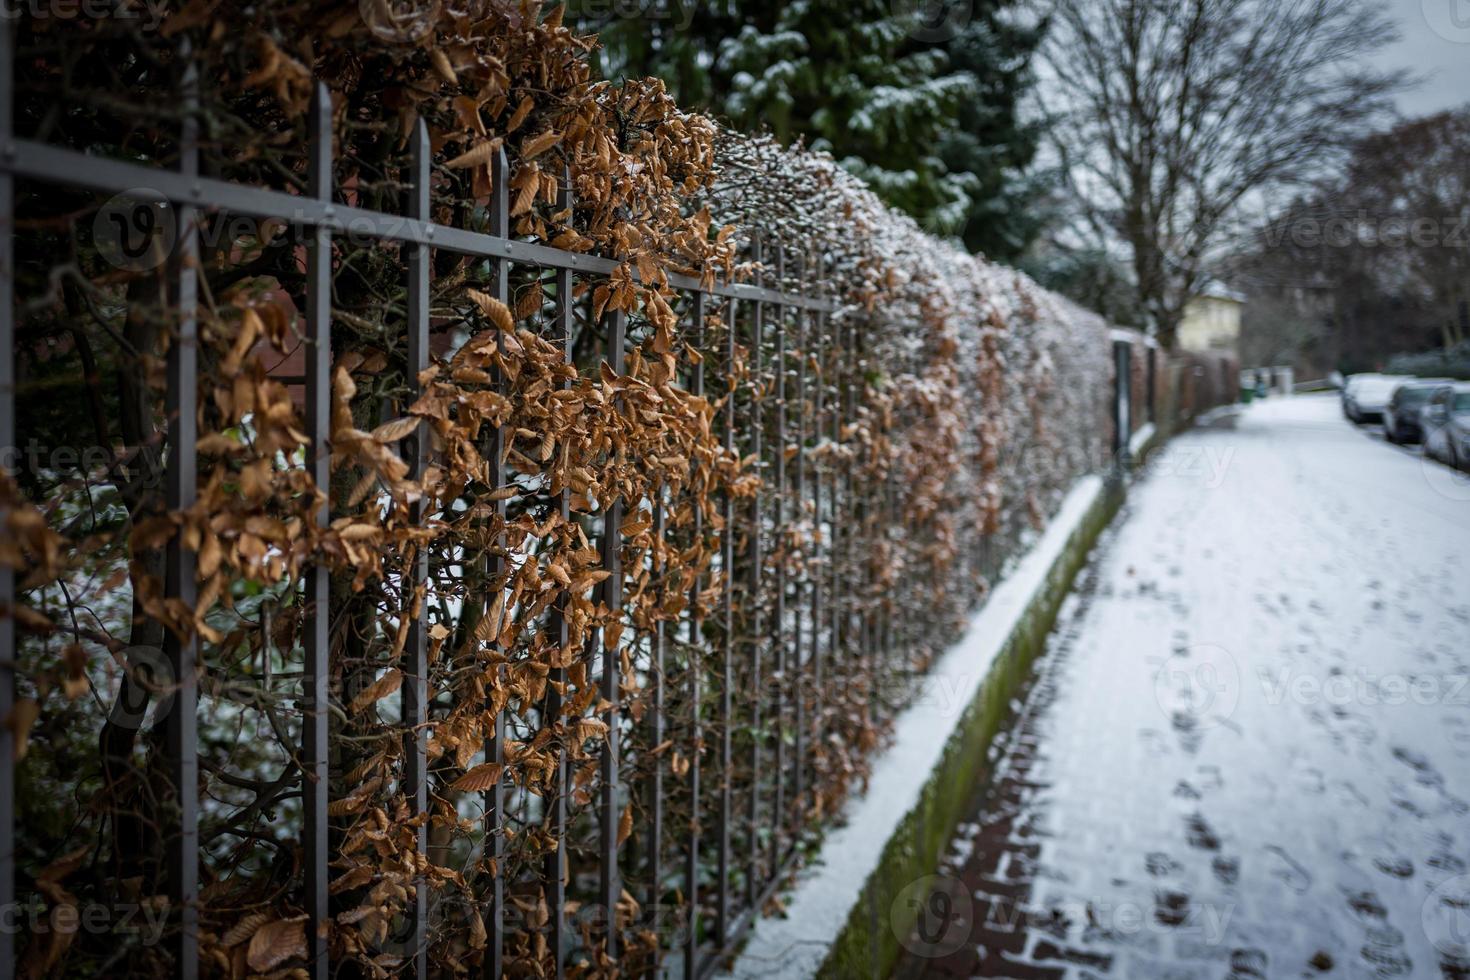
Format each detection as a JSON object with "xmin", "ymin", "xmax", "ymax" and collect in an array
[
  {"xmin": 246, "ymin": 916, "xmax": 307, "ymax": 972},
  {"xmin": 448, "ymin": 762, "xmax": 504, "ymax": 792},
  {"xmin": 348, "ymin": 668, "xmax": 403, "ymax": 714}
]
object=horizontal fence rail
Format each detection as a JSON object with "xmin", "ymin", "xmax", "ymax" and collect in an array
[{"xmin": 0, "ymin": 141, "xmax": 835, "ymax": 315}]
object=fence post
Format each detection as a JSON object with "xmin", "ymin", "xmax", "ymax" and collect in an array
[
  {"xmin": 791, "ymin": 248, "xmax": 807, "ymax": 826},
  {"xmin": 808, "ymin": 250, "xmax": 827, "ymax": 817},
  {"xmin": 649, "ymin": 484, "xmax": 665, "ymax": 976},
  {"xmin": 830, "ymin": 294, "xmax": 847, "ymax": 788},
  {"xmin": 1112, "ymin": 338, "xmax": 1132, "ymax": 474},
  {"xmin": 545, "ymin": 166, "xmax": 575, "ymax": 979},
  {"xmin": 302, "ymin": 80, "xmax": 335, "ymax": 980},
  {"xmin": 402, "ymin": 114, "xmax": 432, "ymax": 979},
  {"xmin": 1146, "ymin": 343, "xmax": 1158, "ymax": 425},
  {"xmin": 599, "ymin": 306, "xmax": 627, "ymax": 963},
  {"xmin": 683, "ymin": 288, "xmax": 706, "ymax": 980},
  {"xmin": 163, "ymin": 47, "xmax": 202, "ymax": 980},
  {"xmin": 484, "ymin": 145, "xmax": 510, "ymax": 980},
  {"xmin": 716, "ymin": 294, "xmax": 736, "ymax": 950},
  {"xmin": 745, "ymin": 231, "xmax": 764, "ymax": 907},
  {"xmin": 771, "ymin": 239, "xmax": 787, "ymax": 866}
]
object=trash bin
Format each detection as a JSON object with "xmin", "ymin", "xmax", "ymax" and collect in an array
[{"xmin": 1239, "ymin": 385, "xmax": 1254, "ymax": 404}]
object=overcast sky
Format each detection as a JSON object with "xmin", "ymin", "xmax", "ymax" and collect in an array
[{"xmin": 1377, "ymin": 0, "xmax": 1470, "ymax": 117}]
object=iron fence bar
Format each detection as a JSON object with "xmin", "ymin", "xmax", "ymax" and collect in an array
[
  {"xmin": 862, "ymin": 467, "xmax": 874, "ymax": 719},
  {"xmin": 715, "ymin": 295, "xmax": 735, "ymax": 947},
  {"xmin": 0, "ymin": 140, "xmax": 835, "ymax": 314},
  {"xmin": 853, "ymin": 321, "xmax": 873, "ymax": 731},
  {"xmin": 894, "ymin": 471, "xmax": 903, "ymax": 716},
  {"xmin": 840, "ymin": 310, "xmax": 852, "ymax": 731},
  {"xmin": 847, "ymin": 317, "xmax": 860, "ymax": 719},
  {"xmin": 809, "ymin": 258, "xmax": 827, "ymax": 793},
  {"xmin": 544, "ymin": 168, "xmax": 575, "ymax": 980},
  {"xmin": 791, "ymin": 250, "xmax": 807, "ymax": 820},
  {"xmin": 648, "ymin": 488, "xmax": 665, "ymax": 977},
  {"xmin": 870, "ymin": 470, "xmax": 882, "ymax": 725},
  {"xmin": 402, "ymin": 115, "xmax": 433, "ymax": 980},
  {"xmin": 0, "ymin": 20, "xmax": 14, "ymax": 979},
  {"xmin": 818, "ymin": 256, "xmax": 832, "ymax": 770},
  {"xmin": 302, "ymin": 81, "xmax": 334, "ymax": 980},
  {"xmin": 883, "ymin": 469, "xmax": 896, "ymax": 719},
  {"xmin": 744, "ymin": 233, "xmax": 764, "ymax": 909},
  {"xmin": 828, "ymin": 306, "xmax": 843, "ymax": 758},
  {"xmin": 893, "ymin": 464, "xmax": 905, "ymax": 693},
  {"xmin": 164, "ymin": 49, "xmax": 201, "ymax": 980},
  {"xmin": 598, "ymin": 307, "xmax": 627, "ymax": 964},
  {"xmin": 878, "ymin": 399, "xmax": 890, "ymax": 721},
  {"xmin": 483, "ymin": 146, "xmax": 511, "ymax": 980},
  {"xmin": 771, "ymin": 240, "xmax": 786, "ymax": 866},
  {"xmin": 683, "ymin": 289, "xmax": 706, "ymax": 980}
]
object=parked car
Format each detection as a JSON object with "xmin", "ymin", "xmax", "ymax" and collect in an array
[
  {"xmin": 1342, "ymin": 374, "xmax": 1405, "ymax": 424},
  {"xmin": 1342, "ymin": 374, "xmax": 1375, "ymax": 418},
  {"xmin": 1341, "ymin": 373, "xmax": 1381, "ymax": 419},
  {"xmin": 1423, "ymin": 382, "xmax": 1470, "ymax": 471},
  {"xmin": 1383, "ymin": 379, "xmax": 1451, "ymax": 444}
]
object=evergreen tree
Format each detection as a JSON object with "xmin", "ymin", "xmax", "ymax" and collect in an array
[
  {"xmin": 928, "ymin": 7, "xmax": 1049, "ymax": 257},
  {"xmin": 575, "ymin": 0, "xmax": 1047, "ymax": 260}
]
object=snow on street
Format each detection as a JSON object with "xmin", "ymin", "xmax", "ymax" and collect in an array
[{"xmin": 893, "ymin": 394, "xmax": 1470, "ymax": 979}]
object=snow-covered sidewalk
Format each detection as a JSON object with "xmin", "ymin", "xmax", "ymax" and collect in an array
[{"xmin": 895, "ymin": 394, "xmax": 1470, "ymax": 979}]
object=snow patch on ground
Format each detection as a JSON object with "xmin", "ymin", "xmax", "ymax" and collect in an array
[{"xmin": 1129, "ymin": 421, "xmax": 1157, "ymax": 459}]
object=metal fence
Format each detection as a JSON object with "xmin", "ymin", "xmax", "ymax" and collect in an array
[
  {"xmin": 0, "ymin": 57, "xmax": 863, "ymax": 977},
  {"xmin": 0, "ymin": 45, "xmax": 1168, "ymax": 980}
]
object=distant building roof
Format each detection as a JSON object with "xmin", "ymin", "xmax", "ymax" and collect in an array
[{"xmin": 1192, "ymin": 280, "xmax": 1247, "ymax": 304}]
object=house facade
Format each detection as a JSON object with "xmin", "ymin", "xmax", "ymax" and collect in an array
[{"xmin": 1178, "ymin": 284, "xmax": 1246, "ymax": 354}]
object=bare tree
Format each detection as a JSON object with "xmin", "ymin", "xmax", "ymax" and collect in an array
[
  {"xmin": 1042, "ymin": 0, "xmax": 1407, "ymax": 348},
  {"xmin": 1235, "ymin": 106, "xmax": 1470, "ymax": 375},
  {"xmin": 1343, "ymin": 108, "xmax": 1470, "ymax": 350}
]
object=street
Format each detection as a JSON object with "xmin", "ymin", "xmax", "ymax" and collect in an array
[{"xmin": 893, "ymin": 395, "xmax": 1470, "ymax": 979}]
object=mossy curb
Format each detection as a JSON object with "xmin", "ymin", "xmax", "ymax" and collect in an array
[{"xmin": 817, "ymin": 477, "xmax": 1125, "ymax": 979}]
